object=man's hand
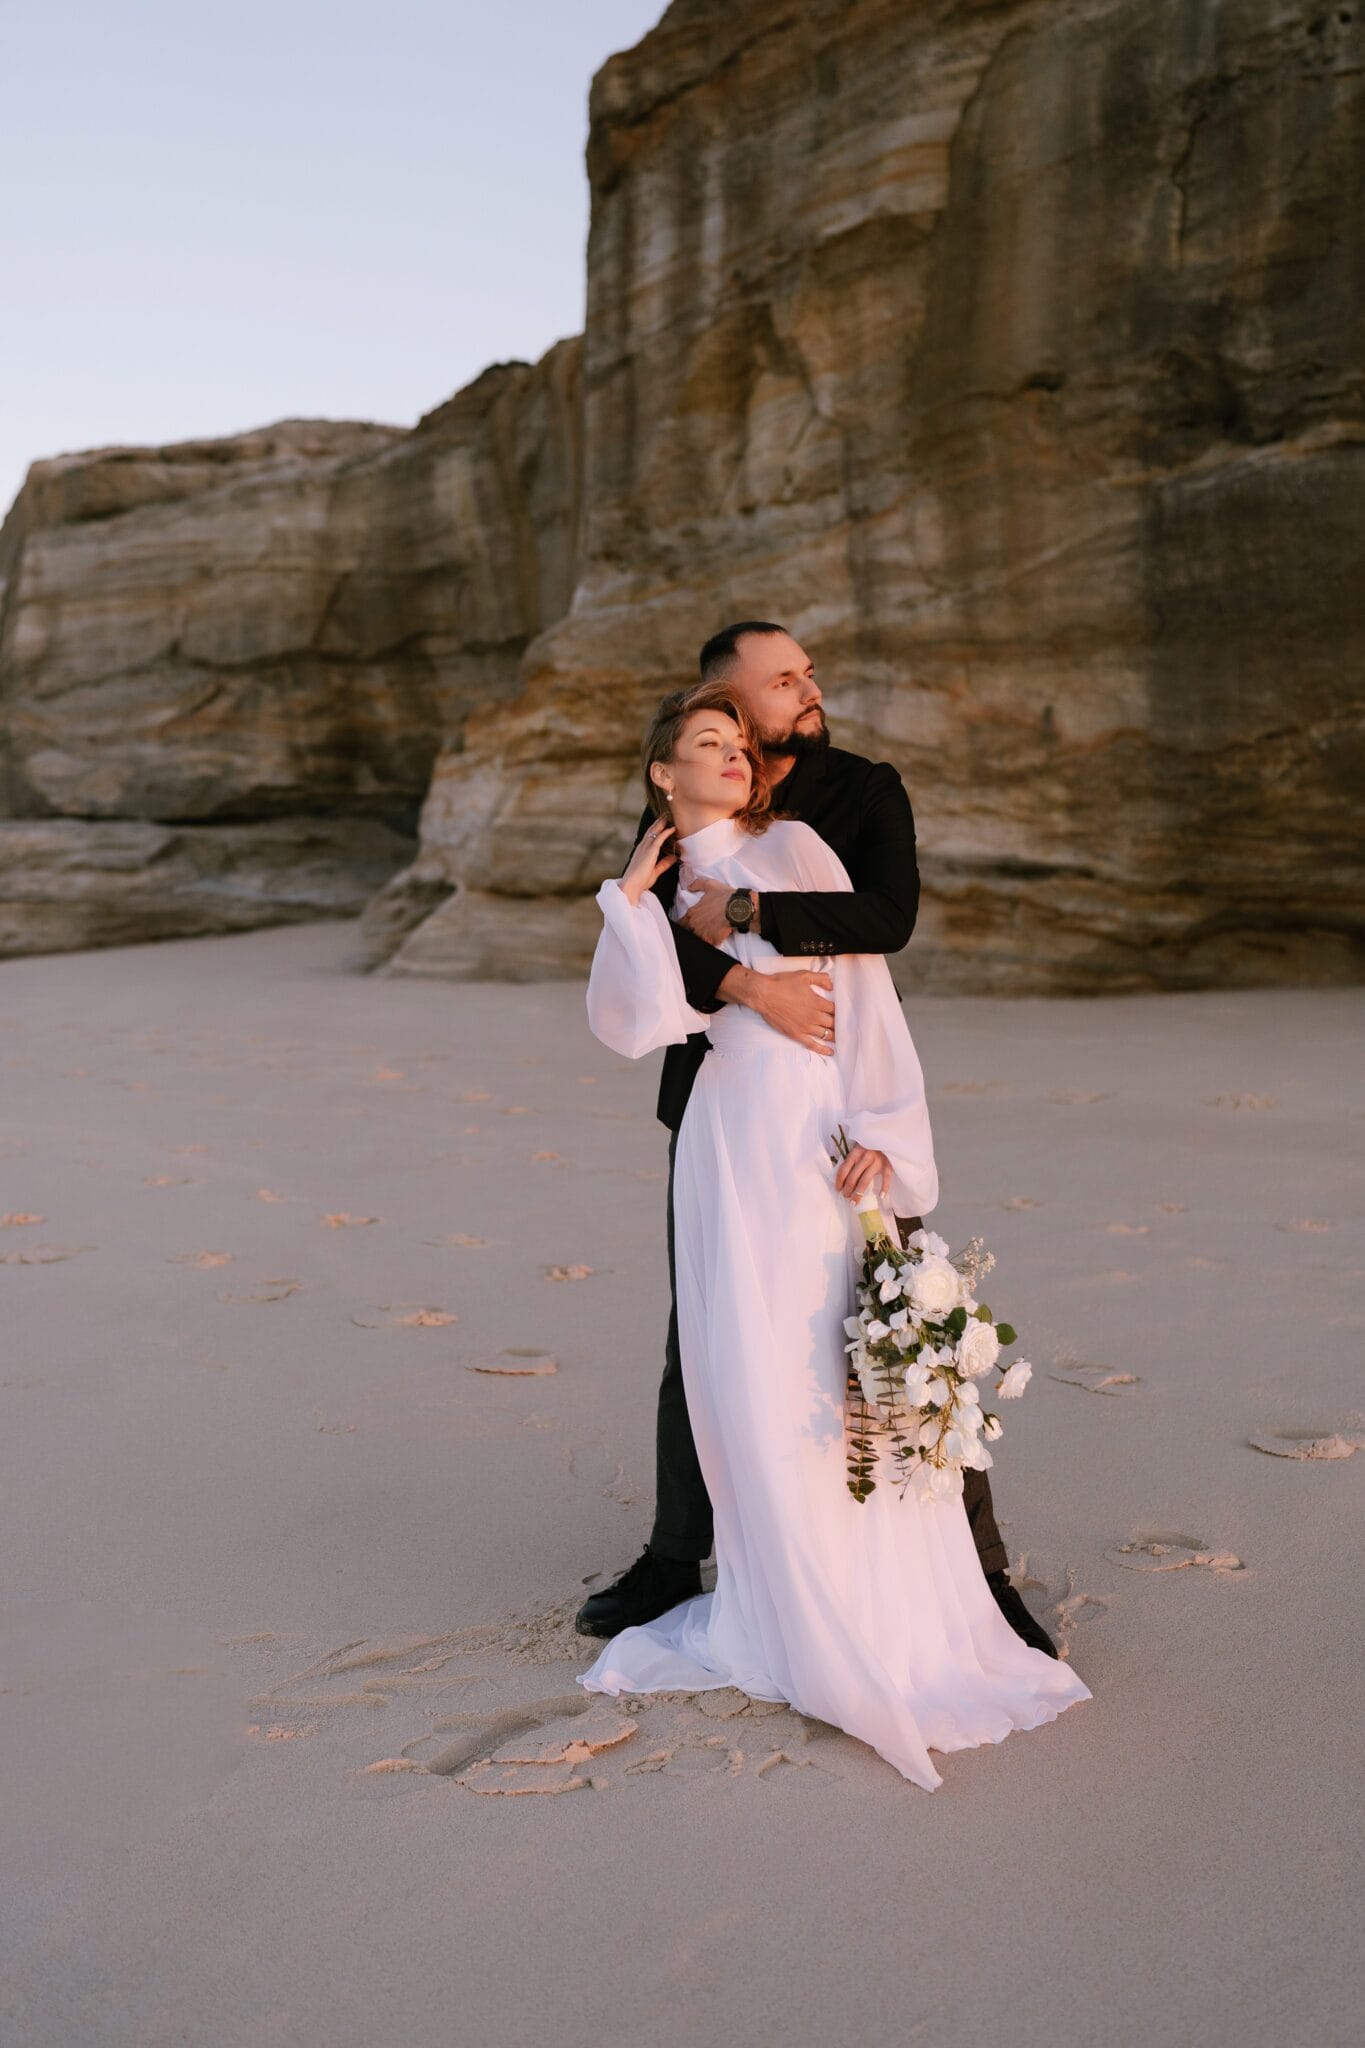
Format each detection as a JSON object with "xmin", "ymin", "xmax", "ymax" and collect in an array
[
  {"xmin": 680, "ymin": 877, "xmax": 755, "ymax": 948},
  {"xmin": 719, "ymin": 964, "xmax": 836, "ymax": 1054}
]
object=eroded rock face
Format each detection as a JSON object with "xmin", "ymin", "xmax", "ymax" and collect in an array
[
  {"xmin": 377, "ymin": 0, "xmax": 1364, "ymax": 992},
  {"xmin": 0, "ymin": 816, "xmax": 415, "ymax": 958},
  {"xmin": 4, "ymin": 0, "xmax": 1360, "ymax": 986},
  {"xmin": 0, "ymin": 342, "xmax": 581, "ymax": 954}
]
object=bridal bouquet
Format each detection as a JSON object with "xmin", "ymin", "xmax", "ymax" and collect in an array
[{"xmin": 830, "ymin": 1126, "xmax": 1033, "ymax": 1505}]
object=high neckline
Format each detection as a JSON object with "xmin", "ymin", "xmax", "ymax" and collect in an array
[{"xmin": 675, "ymin": 815, "xmax": 746, "ymax": 860}]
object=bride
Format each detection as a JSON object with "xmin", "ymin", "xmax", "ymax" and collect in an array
[{"xmin": 576, "ymin": 683, "xmax": 1091, "ymax": 1789}]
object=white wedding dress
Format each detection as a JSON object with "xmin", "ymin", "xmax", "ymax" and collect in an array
[{"xmin": 577, "ymin": 816, "xmax": 1090, "ymax": 1789}]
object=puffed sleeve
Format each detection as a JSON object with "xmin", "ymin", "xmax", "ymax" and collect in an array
[
  {"xmin": 586, "ymin": 880, "xmax": 715, "ymax": 1060},
  {"xmin": 833, "ymin": 951, "xmax": 939, "ymax": 1219},
  {"xmin": 775, "ymin": 823, "xmax": 938, "ymax": 1218}
]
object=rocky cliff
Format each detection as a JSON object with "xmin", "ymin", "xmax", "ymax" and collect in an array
[
  {"xmin": 371, "ymin": 0, "xmax": 1364, "ymax": 992},
  {"xmin": 0, "ymin": 342, "xmax": 581, "ymax": 952},
  {"xmin": 3, "ymin": 0, "xmax": 1361, "ymax": 987}
]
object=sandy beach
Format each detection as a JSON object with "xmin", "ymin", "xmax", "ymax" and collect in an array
[{"xmin": 2, "ymin": 918, "xmax": 1361, "ymax": 2047}]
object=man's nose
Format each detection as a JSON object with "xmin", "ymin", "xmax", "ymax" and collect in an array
[{"xmin": 799, "ymin": 677, "xmax": 821, "ymax": 704}]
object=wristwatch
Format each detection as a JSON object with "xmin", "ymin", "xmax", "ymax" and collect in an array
[{"xmin": 725, "ymin": 888, "xmax": 757, "ymax": 931}]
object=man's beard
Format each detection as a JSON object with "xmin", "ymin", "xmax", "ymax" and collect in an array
[{"xmin": 764, "ymin": 709, "xmax": 829, "ymax": 763}]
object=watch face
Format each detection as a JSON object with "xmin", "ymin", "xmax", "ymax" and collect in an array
[{"xmin": 727, "ymin": 890, "xmax": 754, "ymax": 928}]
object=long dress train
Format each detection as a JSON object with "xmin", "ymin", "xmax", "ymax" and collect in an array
[{"xmin": 577, "ymin": 815, "xmax": 1090, "ymax": 1790}]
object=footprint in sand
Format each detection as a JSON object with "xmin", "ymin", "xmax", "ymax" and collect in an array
[
  {"xmin": 1105, "ymin": 1531, "xmax": 1244, "ymax": 1573},
  {"xmin": 1101, "ymin": 1223, "xmax": 1149, "ymax": 1237},
  {"xmin": 320, "ymin": 1213, "xmax": 380, "ymax": 1228},
  {"xmin": 1047, "ymin": 1089, "xmax": 1114, "ymax": 1106},
  {"xmin": 0, "ymin": 1243, "xmax": 93, "ymax": 1265},
  {"xmin": 1204, "ymin": 1092, "xmax": 1277, "ymax": 1111},
  {"xmin": 467, "ymin": 1351, "xmax": 558, "ymax": 1377},
  {"xmin": 1275, "ymin": 1218, "xmax": 1334, "ymax": 1234},
  {"xmin": 938, "ymin": 1080, "xmax": 1005, "ymax": 1096},
  {"xmin": 167, "ymin": 1250, "xmax": 234, "ymax": 1269},
  {"xmin": 1001, "ymin": 1195, "xmax": 1041, "ymax": 1211},
  {"xmin": 1049, "ymin": 1359, "xmax": 1141, "ymax": 1395},
  {"xmin": 545, "ymin": 1264, "xmax": 594, "ymax": 1282},
  {"xmin": 216, "ymin": 1278, "xmax": 302, "ymax": 1303},
  {"xmin": 1248, "ymin": 1428, "xmax": 1365, "ymax": 1461},
  {"xmin": 350, "ymin": 1305, "xmax": 458, "ymax": 1329},
  {"xmin": 0, "ymin": 1212, "xmax": 45, "ymax": 1227},
  {"xmin": 1010, "ymin": 1555, "xmax": 1108, "ymax": 1659},
  {"xmin": 1156, "ymin": 1201, "xmax": 1188, "ymax": 1214},
  {"xmin": 425, "ymin": 1233, "xmax": 488, "ymax": 1249},
  {"xmin": 417, "ymin": 1696, "xmax": 598, "ymax": 1778}
]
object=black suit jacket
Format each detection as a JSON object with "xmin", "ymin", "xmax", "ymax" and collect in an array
[{"xmin": 633, "ymin": 743, "xmax": 921, "ymax": 1129}]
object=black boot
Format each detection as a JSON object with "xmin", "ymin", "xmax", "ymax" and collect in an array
[
  {"xmin": 986, "ymin": 1569, "xmax": 1059, "ymax": 1658},
  {"xmin": 575, "ymin": 1547, "xmax": 703, "ymax": 1637}
]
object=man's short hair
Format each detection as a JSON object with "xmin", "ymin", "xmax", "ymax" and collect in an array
[{"xmin": 698, "ymin": 620, "xmax": 788, "ymax": 683}]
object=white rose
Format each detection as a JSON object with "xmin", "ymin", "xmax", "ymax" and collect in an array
[
  {"xmin": 997, "ymin": 1359, "xmax": 1033, "ymax": 1400},
  {"xmin": 982, "ymin": 1414, "xmax": 1003, "ymax": 1440},
  {"xmin": 909, "ymin": 1255, "xmax": 961, "ymax": 1316},
  {"xmin": 957, "ymin": 1319, "xmax": 1001, "ymax": 1378}
]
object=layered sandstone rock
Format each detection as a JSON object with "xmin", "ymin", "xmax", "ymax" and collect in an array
[
  {"xmin": 4, "ymin": 0, "xmax": 1360, "ymax": 988},
  {"xmin": 375, "ymin": 0, "xmax": 1364, "ymax": 992},
  {"xmin": 0, "ymin": 341, "xmax": 581, "ymax": 953}
]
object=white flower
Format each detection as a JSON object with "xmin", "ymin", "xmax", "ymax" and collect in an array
[
  {"xmin": 873, "ymin": 1259, "xmax": 897, "ymax": 1285},
  {"xmin": 865, "ymin": 1318, "xmax": 891, "ymax": 1342},
  {"xmin": 917, "ymin": 1418, "xmax": 943, "ymax": 1449},
  {"xmin": 888, "ymin": 1308, "xmax": 909, "ymax": 1331},
  {"xmin": 879, "ymin": 1276, "xmax": 903, "ymax": 1303},
  {"xmin": 957, "ymin": 1319, "xmax": 1001, "ymax": 1378},
  {"xmin": 982, "ymin": 1414, "xmax": 1003, "ymax": 1440},
  {"xmin": 924, "ymin": 1374, "xmax": 950, "ymax": 1408},
  {"xmin": 943, "ymin": 1427, "xmax": 968, "ymax": 1460},
  {"xmin": 956, "ymin": 1379, "xmax": 981, "ymax": 1409},
  {"xmin": 843, "ymin": 1315, "xmax": 861, "ymax": 1339},
  {"xmin": 902, "ymin": 1368, "xmax": 932, "ymax": 1407},
  {"xmin": 907, "ymin": 1229, "xmax": 950, "ymax": 1259},
  {"xmin": 909, "ymin": 1255, "xmax": 961, "ymax": 1316},
  {"xmin": 997, "ymin": 1359, "xmax": 1033, "ymax": 1400}
]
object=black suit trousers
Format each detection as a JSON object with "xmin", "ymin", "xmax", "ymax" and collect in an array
[{"xmin": 648, "ymin": 1130, "xmax": 1009, "ymax": 1578}]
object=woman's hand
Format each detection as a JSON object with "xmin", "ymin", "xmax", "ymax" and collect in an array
[
  {"xmin": 620, "ymin": 817, "xmax": 678, "ymax": 906},
  {"xmin": 834, "ymin": 1144, "xmax": 892, "ymax": 1203}
]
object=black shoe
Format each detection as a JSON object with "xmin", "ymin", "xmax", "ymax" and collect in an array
[
  {"xmin": 575, "ymin": 1547, "xmax": 703, "ymax": 1637},
  {"xmin": 986, "ymin": 1569, "xmax": 1059, "ymax": 1658}
]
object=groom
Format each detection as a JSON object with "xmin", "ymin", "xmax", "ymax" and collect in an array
[{"xmin": 576, "ymin": 621, "xmax": 1057, "ymax": 1657}]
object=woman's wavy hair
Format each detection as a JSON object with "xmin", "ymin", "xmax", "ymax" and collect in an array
[{"xmin": 642, "ymin": 681, "xmax": 774, "ymax": 834}]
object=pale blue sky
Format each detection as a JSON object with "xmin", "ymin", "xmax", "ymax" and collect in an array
[{"xmin": 0, "ymin": 0, "xmax": 666, "ymax": 517}]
